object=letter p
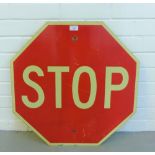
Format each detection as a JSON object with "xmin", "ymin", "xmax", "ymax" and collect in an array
[{"xmin": 104, "ymin": 67, "xmax": 129, "ymax": 109}]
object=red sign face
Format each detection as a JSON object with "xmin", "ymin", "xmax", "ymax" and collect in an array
[{"xmin": 11, "ymin": 22, "xmax": 139, "ymax": 145}]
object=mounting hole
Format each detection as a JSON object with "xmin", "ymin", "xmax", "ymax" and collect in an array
[{"xmin": 72, "ymin": 35, "xmax": 78, "ymax": 42}]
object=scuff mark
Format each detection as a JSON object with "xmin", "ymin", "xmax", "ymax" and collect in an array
[{"xmin": 82, "ymin": 128, "xmax": 86, "ymax": 137}]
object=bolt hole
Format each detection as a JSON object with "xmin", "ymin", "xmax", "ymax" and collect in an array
[{"xmin": 72, "ymin": 35, "xmax": 78, "ymax": 42}]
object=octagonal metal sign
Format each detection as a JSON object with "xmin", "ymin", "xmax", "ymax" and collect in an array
[{"xmin": 11, "ymin": 21, "xmax": 139, "ymax": 145}]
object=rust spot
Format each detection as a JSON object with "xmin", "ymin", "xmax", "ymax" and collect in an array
[{"xmin": 72, "ymin": 129, "xmax": 77, "ymax": 133}]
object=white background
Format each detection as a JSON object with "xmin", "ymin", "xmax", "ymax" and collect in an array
[{"xmin": 0, "ymin": 3, "xmax": 155, "ymax": 131}]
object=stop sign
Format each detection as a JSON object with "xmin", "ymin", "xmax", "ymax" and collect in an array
[{"xmin": 11, "ymin": 21, "xmax": 139, "ymax": 145}]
